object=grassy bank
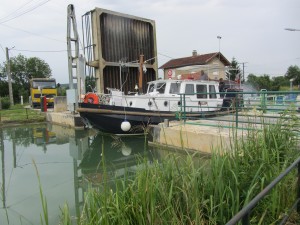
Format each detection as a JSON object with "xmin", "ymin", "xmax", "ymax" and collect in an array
[
  {"xmin": 41, "ymin": 113, "xmax": 298, "ymax": 224},
  {"xmin": 0, "ymin": 104, "xmax": 45, "ymax": 125}
]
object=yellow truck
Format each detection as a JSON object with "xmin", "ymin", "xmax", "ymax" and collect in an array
[{"xmin": 29, "ymin": 78, "xmax": 57, "ymax": 108}]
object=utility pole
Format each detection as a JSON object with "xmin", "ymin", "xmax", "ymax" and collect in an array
[
  {"xmin": 238, "ymin": 62, "xmax": 248, "ymax": 83},
  {"xmin": 5, "ymin": 47, "xmax": 14, "ymax": 106}
]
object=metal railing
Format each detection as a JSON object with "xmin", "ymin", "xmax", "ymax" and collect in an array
[
  {"xmin": 179, "ymin": 90, "xmax": 300, "ymax": 130},
  {"xmin": 226, "ymin": 156, "xmax": 300, "ymax": 225},
  {"xmin": 178, "ymin": 90, "xmax": 300, "ymax": 224}
]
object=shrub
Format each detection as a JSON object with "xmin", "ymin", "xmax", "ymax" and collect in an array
[{"xmin": 1, "ymin": 96, "xmax": 11, "ymax": 109}]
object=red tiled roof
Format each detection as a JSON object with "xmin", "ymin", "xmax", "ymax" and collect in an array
[{"xmin": 159, "ymin": 52, "xmax": 231, "ymax": 69}]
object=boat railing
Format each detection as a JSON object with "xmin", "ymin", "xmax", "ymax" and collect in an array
[{"xmin": 178, "ymin": 90, "xmax": 300, "ymax": 128}]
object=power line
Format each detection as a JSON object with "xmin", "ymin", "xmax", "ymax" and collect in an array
[
  {"xmin": 0, "ymin": 44, "xmax": 5, "ymax": 54},
  {"xmin": 0, "ymin": 0, "xmax": 51, "ymax": 24},
  {"xmin": 0, "ymin": 0, "xmax": 37, "ymax": 22},
  {"xmin": 0, "ymin": 23, "xmax": 65, "ymax": 43},
  {"xmin": 158, "ymin": 52, "xmax": 173, "ymax": 59},
  {"xmin": 11, "ymin": 48, "xmax": 68, "ymax": 53}
]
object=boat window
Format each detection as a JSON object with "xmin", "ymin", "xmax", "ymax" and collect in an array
[
  {"xmin": 148, "ymin": 83, "xmax": 155, "ymax": 93},
  {"xmin": 156, "ymin": 82, "xmax": 166, "ymax": 94},
  {"xmin": 185, "ymin": 84, "xmax": 194, "ymax": 94},
  {"xmin": 169, "ymin": 83, "xmax": 181, "ymax": 94},
  {"xmin": 196, "ymin": 85, "xmax": 207, "ymax": 99},
  {"xmin": 209, "ymin": 85, "xmax": 217, "ymax": 99}
]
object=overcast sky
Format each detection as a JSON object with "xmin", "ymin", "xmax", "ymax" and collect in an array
[{"xmin": 0, "ymin": 0, "xmax": 299, "ymax": 84}]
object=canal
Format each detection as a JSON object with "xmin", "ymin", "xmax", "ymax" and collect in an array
[{"xmin": 0, "ymin": 123, "xmax": 166, "ymax": 225}]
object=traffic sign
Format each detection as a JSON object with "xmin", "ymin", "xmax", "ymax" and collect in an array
[{"xmin": 167, "ymin": 70, "xmax": 172, "ymax": 78}]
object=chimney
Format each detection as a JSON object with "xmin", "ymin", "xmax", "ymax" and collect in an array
[{"xmin": 192, "ymin": 50, "xmax": 197, "ymax": 56}]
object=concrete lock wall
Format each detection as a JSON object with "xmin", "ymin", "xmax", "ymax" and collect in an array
[
  {"xmin": 54, "ymin": 96, "xmax": 67, "ymax": 112},
  {"xmin": 152, "ymin": 121, "xmax": 244, "ymax": 154}
]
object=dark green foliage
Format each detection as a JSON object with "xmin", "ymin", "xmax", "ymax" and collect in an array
[
  {"xmin": 285, "ymin": 65, "xmax": 300, "ymax": 85},
  {"xmin": 0, "ymin": 80, "xmax": 9, "ymax": 97},
  {"xmin": 0, "ymin": 54, "xmax": 52, "ymax": 101},
  {"xmin": 85, "ymin": 76, "xmax": 97, "ymax": 92},
  {"xmin": 1, "ymin": 96, "xmax": 11, "ymax": 109},
  {"xmin": 226, "ymin": 57, "xmax": 241, "ymax": 81},
  {"xmin": 246, "ymin": 74, "xmax": 290, "ymax": 91}
]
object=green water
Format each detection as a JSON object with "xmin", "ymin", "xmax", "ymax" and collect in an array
[{"xmin": 0, "ymin": 123, "xmax": 155, "ymax": 225}]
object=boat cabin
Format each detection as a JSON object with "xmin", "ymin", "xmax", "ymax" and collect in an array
[
  {"xmin": 146, "ymin": 79, "xmax": 219, "ymax": 99},
  {"xmin": 108, "ymin": 79, "xmax": 223, "ymax": 113}
]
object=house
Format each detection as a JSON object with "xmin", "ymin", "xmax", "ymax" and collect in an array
[{"xmin": 159, "ymin": 51, "xmax": 231, "ymax": 81}]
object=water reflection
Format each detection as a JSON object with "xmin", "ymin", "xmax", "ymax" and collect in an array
[
  {"xmin": 73, "ymin": 132, "xmax": 153, "ymax": 221},
  {"xmin": 0, "ymin": 123, "xmax": 155, "ymax": 225}
]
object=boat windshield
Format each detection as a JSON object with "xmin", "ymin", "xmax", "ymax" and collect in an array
[
  {"xmin": 148, "ymin": 83, "xmax": 155, "ymax": 93},
  {"xmin": 156, "ymin": 82, "xmax": 166, "ymax": 94}
]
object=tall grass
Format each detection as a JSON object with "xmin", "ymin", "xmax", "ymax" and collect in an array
[
  {"xmin": 33, "ymin": 160, "xmax": 49, "ymax": 225},
  {"xmin": 59, "ymin": 113, "xmax": 299, "ymax": 224}
]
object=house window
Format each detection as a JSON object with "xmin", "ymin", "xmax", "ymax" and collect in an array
[
  {"xmin": 213, "ymin": 63, "xmax": 219, "ymax": 76},
  {"xmin": 196, "ymin": 85, "xmax": 207, "ymax": 99}
]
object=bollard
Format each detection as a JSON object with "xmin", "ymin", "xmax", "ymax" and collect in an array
[
  {"xmin": 21, "ymin": 95, "xmax": 23, "ymax": 105},
  {"xmin": 43, "ymin": 96, "xmax": 47, "ymax": 112},
  {"xmin": 40, "ymin": 96, "xmax": 47, "ymax": 112},
  {"xmin": 164, "ymin": 119, "xmax": 169, "ymax": 128}
]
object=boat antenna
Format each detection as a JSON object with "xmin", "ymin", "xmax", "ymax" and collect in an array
[
  {"xmin": 119, "ymin": 60, "xmax": 125, "ymax": 91},
  {"xmin": 120, "ymin": 71, "xmax": 130, "ymax": 92}
]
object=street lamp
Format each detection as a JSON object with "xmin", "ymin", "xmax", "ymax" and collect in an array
[
  {"xmin": 285, "ymin": 28, "xmax": 299, "ymax": 91},
  {"xmin": 217, "ymin": 36, "xmax": 222, "ymax": 53},
  {"xmin": 217, "ymin": 36, "xmax": 222, "ymax": 79},
  {"xmin": 285, "ymin": 28, "xmax": 300, "ymax": 31}
]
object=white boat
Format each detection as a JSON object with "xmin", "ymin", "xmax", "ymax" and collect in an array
[{"xmin": 77, "ymin": 79, "xmax": 224, "ymax": 134}]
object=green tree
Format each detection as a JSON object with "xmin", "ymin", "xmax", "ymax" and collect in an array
[
  {"xmin": 285, "ymin": 65, "xmax": 300, "ymax": 85},
  {"xmin": 0, "ymin": 54, "xmax": 52, "ymax": 102},
  {"xmin": 226, "ymin": 57, "xmax": 241, "ymax": 81},
  {"xmin": 246, "ymin": 74, "xmax": 272, "ymax": 90},
  {"xmin": 0, "ymin": 80, "xmax": 9, "ymax": 97},
  {"xmin": 10, "ymin": 54, "xmax": 52, "ymax": 86},
  {"xmin": 271, "ymin": 76, "xmax": 289, "ymax": 90},
  {"xmin": 0, "ymin": 63, "xmax": 9, "ymax": 98},
  {"xmin": 246, "ymin": 74, "xmax": 289, "ymax": 91}
]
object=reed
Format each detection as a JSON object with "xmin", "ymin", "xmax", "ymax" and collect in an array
[
  {"xmin": 59, "ymin": 113, "xmax": 299, "ymax": 224},
  {"xmin": 33, "ymin": 160, "xmax": 49, "ymax": 225}
]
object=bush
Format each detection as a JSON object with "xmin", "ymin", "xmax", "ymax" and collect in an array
[{"xmin": 1, "ymin": 96, "xmax": 11, "ymax": 109}]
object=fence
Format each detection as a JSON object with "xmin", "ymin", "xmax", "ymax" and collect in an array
[
  {"xmin": 179, "ymin": 89, "xmax": 300, "ymax": 224},
  {"xmin": 179, "ymin": 90, "xmax": 300, "ymax": 129}
]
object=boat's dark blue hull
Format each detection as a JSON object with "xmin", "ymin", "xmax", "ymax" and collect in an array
[
  {"xmin": 78, "ymin": 103, "xmax": 177, "ymax": 134},
  {"xmin": 78, "ymin": 103, "xmax": 221, "ymax": 134}
]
